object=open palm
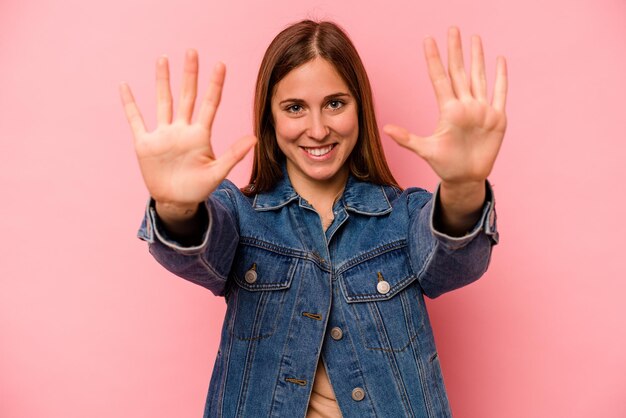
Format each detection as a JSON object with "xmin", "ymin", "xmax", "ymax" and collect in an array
[
  {"xmin": 385, "ymin": 27, "xmax": 508, "ymax": 185},
  {"xmin": 120, "ymin": 50, "xmax": 256, "ymax": 210}
]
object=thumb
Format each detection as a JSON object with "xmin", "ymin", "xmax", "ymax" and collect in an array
[
  {"xmin": 211, "ymin": 135, "xmax": 258, "ymax": 180},
  {"xmin": 383, "ymin": 124, "xmax": 427, "ymax": 158}
]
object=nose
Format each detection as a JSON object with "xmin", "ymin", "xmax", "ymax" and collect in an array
[{"xmin": 306, "ymin": 112, "xmax": 330, "ymax": 141}]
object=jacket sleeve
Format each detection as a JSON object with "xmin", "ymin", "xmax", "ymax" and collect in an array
[
  {"xmin": 136, "ymin": 182, "xmax": 240, "ymax": 297},
  {"xmin": 407, "ymin": 180, "xmax": 499, "ymax": 299}
]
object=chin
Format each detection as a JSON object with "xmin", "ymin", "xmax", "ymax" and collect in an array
[{"xmin": 304, "ymin": 164, "xmax": 347, "ymax": 183}]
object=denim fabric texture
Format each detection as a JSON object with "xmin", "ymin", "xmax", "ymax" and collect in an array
[{"xmin": 137, "ymin": 172, "xmax": 498, "ymax": 418}]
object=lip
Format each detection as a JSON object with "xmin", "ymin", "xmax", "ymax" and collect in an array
[{"xmin": 300, "ymin": 143, "xmax": 338, "ymax": 160}]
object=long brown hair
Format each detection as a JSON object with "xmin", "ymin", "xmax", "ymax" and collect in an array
[{"xmin": 243, "ymin": 20, "xmax": 399, "ymax": 195}]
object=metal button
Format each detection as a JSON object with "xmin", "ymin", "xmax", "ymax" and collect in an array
[
  {"xmin": 376, "ymin": 280, "xmax": 390, "ymax": 294},
  {"xmin": 244, "ymin": 269, "xmax": 257, "ymax": 284},
  {"xmin": 330, "ymin": 327, "xmax": 343, "ymax": 340},
  {"xmin": 351, "ymin": 387, "xmax": 365, "ymax": 401}
]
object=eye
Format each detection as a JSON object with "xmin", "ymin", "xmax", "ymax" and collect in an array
[
  {"xmin": 286, "ymin": 104, "xmax": 303, "ymax": 114},
  {"xmin": 327, "ymin": 100, "xmax": 345, "ymax": 110}
]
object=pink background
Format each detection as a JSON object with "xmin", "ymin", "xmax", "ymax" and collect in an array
[{"xmin": 1, "ymin": 0, "xmax": 625, "ymax": 417}]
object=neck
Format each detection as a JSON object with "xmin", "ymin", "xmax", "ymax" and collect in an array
[{"xmin": 286, "ymin": 166, "xmax": 348, "ymax": 214}]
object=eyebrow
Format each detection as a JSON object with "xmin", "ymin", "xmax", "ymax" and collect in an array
[{"xmin": 278, "ymin": 92, "xmax": 351, "ymax": 106}]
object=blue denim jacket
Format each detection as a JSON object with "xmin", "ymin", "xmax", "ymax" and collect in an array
[{"xmin": 138, "ymin": 173, "xmax": 498, "ymax": 418}]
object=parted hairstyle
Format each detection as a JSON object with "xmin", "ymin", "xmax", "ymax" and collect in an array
[{"xmin": 242, "ymin": 20, "xmax": 400, "ymax": 195}]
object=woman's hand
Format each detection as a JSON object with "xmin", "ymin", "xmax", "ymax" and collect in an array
[
  {"xmin": 120, "ymin": 50, "xmax": 257, "ymax": 221},
  {"xmin": 384, "ymin": 27, "xmax": 507, "ymax": 235}
]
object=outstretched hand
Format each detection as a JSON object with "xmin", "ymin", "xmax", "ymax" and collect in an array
[
  {"xmin": 384, "ymin": 27, "xmax": 507, "ymax": 187},
  {"xmin": 119, "ymin": 50, "xmax": 257, "ymax": 220}
]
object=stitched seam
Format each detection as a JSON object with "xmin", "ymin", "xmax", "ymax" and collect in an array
[
  {"xmin": 253, "ymin": 194, "xmax": 299, "ymax": 211},
  {"xmin": 268, "ymin": 259, "xmax": 307, "ymax": 417},
  {"xmin": 409, "ymin": 315, "xmax": 434, "ymax": 417},
  {"xmin": 239, "ymin": 237, "xmax": 309, "ymax": 259},
  {"xmin": 233, "ymin": 259, "xmax": 296, "ymax": 341},
  {"xmin": 381, "ymin": 185, "xmax": 393, "ymax": 209},
  {"xmin": 234, "ymin": 291, "xmax": 266, "ymax": 417},
  {"xmin": 234, "ymin": 286, "xmax": 288, "ymax": 341},
  {"xmin": 345, "ymin": 206, "xmax": 393, "ymax": 216},
  {"xmin": 335, "ymin": 285, "xmax": 381, "ymax": 417},
  {"xmin": 400, "ymin": 291, "xmax": 418, "ymax": 415},
  {"xmin": 216, "ymin": 290, "xmax": 237, "ymax": 418},
  {"xmin": 336, "ymin": 240, "xmax": 407, "ymax": 274},
  {"xmin": 345, "ymin": 274, "xmax": 416, "ymax": 302},
  {"xmin": 411, "ymin": 239, "xmax": 437, "ymax": 296},
  {"xmin": 429, "ymin": 354, "xmax": 446, "ymax": 412},
  {"xmin": 360, "ymin": 295, "xmax": 419, "ymax": 353},
  {"xmin": 372, "ymin": 300, "xmax": 415, "ymax": 417},
  {"xmin": 344, "ymin": 185, "xmax": 393, "ymax": 215},
  {"xmin": 197, "ymin": 253, "xmax": 229, "ymax": 282},
  {"xmin": 231, "ymin": 246, "xmax": 327, "ymax": 276},
  {"xmin": 365, "ymin": 332, "xmax": 419, "ymax": 353},
  {"xmin": 234, "ymin": 256, "xmax": 299, "ymax": 291},
  {"xmin": 233, "ymin": 275, "xmax": 291, "ymax": 291}
]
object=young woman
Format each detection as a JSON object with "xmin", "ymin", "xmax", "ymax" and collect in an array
[{"xmin": 120, "ymin": 20, "xmax": 507, "ymax": 418}]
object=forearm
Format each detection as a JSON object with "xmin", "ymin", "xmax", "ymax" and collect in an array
[
  {"xmin": 409, "ymin": 181, "xmax": 498, "ymax": 298},
  {"xmin": 137, "ymin": 188, "xmax": 240, "ymax": 296},
  {"xmin": 434, "ymin": 180, "xmax": 486, "ymax": 237}
]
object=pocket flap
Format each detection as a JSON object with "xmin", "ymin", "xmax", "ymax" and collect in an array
[
  {"xmin": 232, "ymin": 245, "xmax": 297, "ymax": 291},
  {"xmin": 340, "ymin": 246, "xmax": 416, "ymax": 302}
]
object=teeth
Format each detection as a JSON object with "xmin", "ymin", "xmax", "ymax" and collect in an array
[{"xmin": 305, "ymin": 145, "xmax": 333, "ymax": 156}]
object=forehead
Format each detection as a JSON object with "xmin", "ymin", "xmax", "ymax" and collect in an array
[{"xmin": 272, "ymin": 57, "xmax": 350, "ymax": 101}]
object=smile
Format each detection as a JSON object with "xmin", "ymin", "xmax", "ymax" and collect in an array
[{"xmin": 302, "ymin": 144, "xmax": 335, "ymax": 157}]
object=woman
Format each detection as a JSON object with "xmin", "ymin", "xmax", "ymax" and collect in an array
[{"xmin": 120, "ymin": 20, "xmax": 507, "ymax": 418}]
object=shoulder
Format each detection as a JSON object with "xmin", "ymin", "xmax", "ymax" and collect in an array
[
  {"xmin": 381, "ymin": 184, "xmax": 432, "ymax": 212},
  {"xmin": 404, "ymin": 186, "xmax": 433, "ymax": 210},
  {"xmin": 211, "ymin": 179, "xmax": 255, "ymax": 212}
]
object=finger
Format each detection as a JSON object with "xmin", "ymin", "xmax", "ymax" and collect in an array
[
  {"xmin": 210, "ymin": 135, "xmax": 258, "ymax": 180},
  {"xmin": 119, "ymin": 83, "xmax": 147, "ymax": 138},
  {"xmin": 423, "ymin": 37, "xmax": 455, "ymax": 108},
  {"xmin": 383, "ymin": 124, "xmax": 427, "ymax": 159},
  {"xmin": 156, "ymin": 55, "xmax": 173, "ymax": 126},
  {"xmin": 492, "ymin": 56, "xmax": 508, "ymax": 112},
  {"xmin": 470, "ymin": 35, "xmax": 488, "ymax": 102},
  {"xmin": 447, "ymin": 26, "xmax": 471, "ymax": 99},
  {"xmin": 176, "ymin": 49, "xmax": 199, "ymax": 123},
  {"xmin": 197, "ymin": 62, "xmax": 226, "ymax": 129}
]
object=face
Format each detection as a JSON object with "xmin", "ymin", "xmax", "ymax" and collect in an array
[{"xmin": 271, "ymin": 57, "xmax": 359, "ymax": 192}]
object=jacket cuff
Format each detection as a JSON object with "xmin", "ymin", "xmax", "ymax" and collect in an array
[
  {"xmin": 429, "ymin": 180, "xmax": 499, "ymax": 250},
  {"xmin": 136, "ymin": 198, "xmax": 212, "ymax": 255}
]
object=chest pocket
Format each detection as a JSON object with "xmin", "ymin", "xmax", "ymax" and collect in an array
[
  {"xmin": 339, "ymin": 245, "xmax": 424, "ymax": 352},
  {"xmin": 230, "ymin": 244, "xmax": 298, "ymax": 341}
]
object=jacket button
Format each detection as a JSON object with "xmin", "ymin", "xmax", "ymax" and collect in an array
[
  {"xmin": 244, "ymin": 269, "xmax": 257, "ymax": 284},
  {"xmin": 376, "ymin": 280, "xmax": 390, "ymax": 294},
  {"xmin": 330, "ymin": 327, "xmax": 343, "ymax": 340},
  {"xmin": 351, "ymin": 387, "xmax": 365, "ymax": 401}
]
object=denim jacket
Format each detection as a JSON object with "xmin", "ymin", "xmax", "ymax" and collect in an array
[{"xmin": 138, "ymin": 172, "xmax": 498, "ymax": 418}]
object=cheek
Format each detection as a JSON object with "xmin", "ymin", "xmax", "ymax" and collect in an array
[
  {"xmin": 333, "ymin": 111, "xmax": 359, "ymax": 138},
  {"xmin": 274, "ymin": 116, "xmax": 305, "ymax": 142}
]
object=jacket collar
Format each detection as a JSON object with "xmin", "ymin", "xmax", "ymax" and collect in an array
[
  {"xmin": 252, "ymin": 166, "xmax": 392, "ymax": 216},
  {"xmin": 341, "ymin": 176, "xmax": 393, "ymax": 216}
]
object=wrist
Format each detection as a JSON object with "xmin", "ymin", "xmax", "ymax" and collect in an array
[
  {"xmin": 435, "ymin": 180, "xmax": 487, "ymax": 236},
  {"xmin": 155, "ymin": 200, "xmax": 201, "ymax": 223},
  {"xmin": 440, "ymin": 179, "xmax": 485, "ymax": 198}
]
